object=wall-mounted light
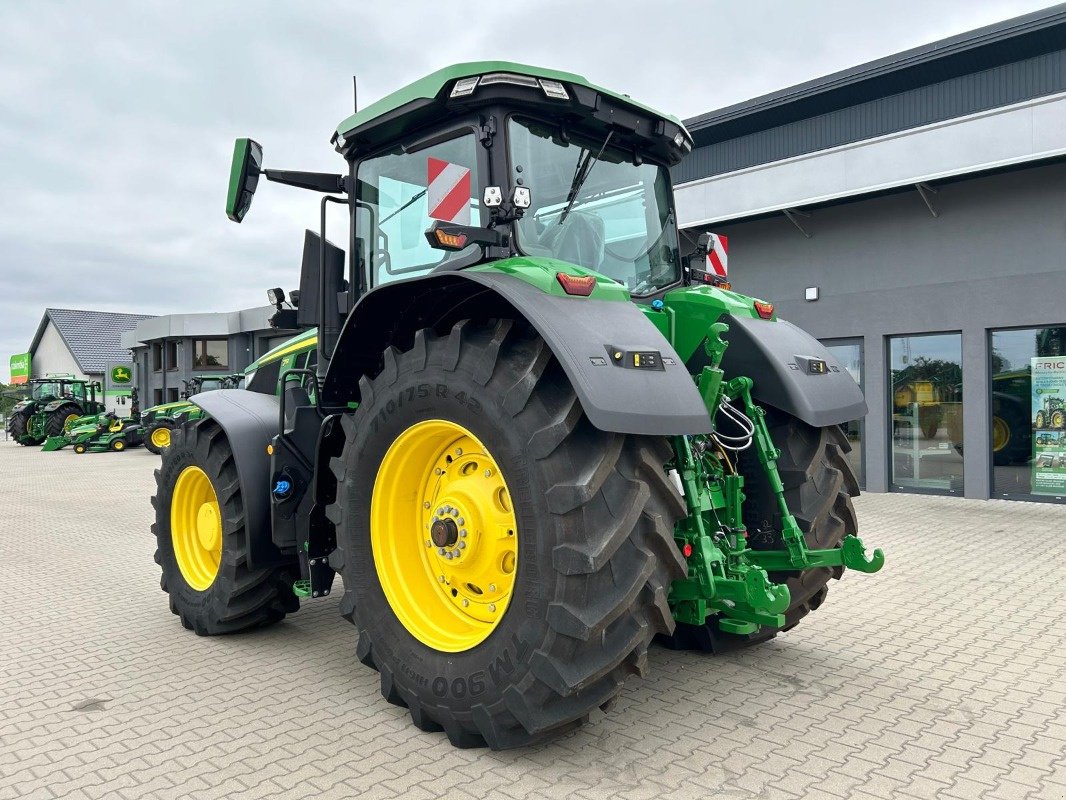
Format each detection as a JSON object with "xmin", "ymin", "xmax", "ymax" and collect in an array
[{"xmin": 805, "ymin": 287, "xmax": 819, "ymax": 301}]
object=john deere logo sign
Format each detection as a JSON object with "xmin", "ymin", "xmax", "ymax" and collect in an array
[
  {"xmin": 110, "ymin": 365, "xmax": 132, "ymax": 384},
  {"xmin": 9, "ymin": 352, "xmax": 30, "ymax": 385}
]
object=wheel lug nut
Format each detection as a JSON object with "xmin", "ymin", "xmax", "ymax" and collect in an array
[
  {"xmin": 438, "ymin": 547, "xmax": 446, "ymax": 556},
  {"xmin": 446, "ymin": 552, "xmax": 454, "ymax": 560},
  {"xmin": 460, "ymin": 529, "xmax": 467, "ymax": 538},
  {"xmin": 458, "ymin": 541, "xmax": 466, "ymax": 550},
  {"xmin": 438, "ymin": 575, "xmax": 445, "ymax": 583},
  {"xmin": 451, "ymin": 509, "xmax": 459, "ymax": 517},
  {"xmin": 484, "ymin": 469, "xmax": 491, "ymax": 478},
  {"xmin": 488, "ymin": 604, "xmax": 496, "ymax": 612},
  {"xmin": 462, "ymin": 599, "xmax": 470, "ymax": 607},
  {"xmin": 435, "ymin": 468, "xmax": 443, "ymax": 475},
  {"xmin": 423, "ymin": 502, "xmax": 431, "ymax": 509},
  {"xmin": 456, "ymin": 448, "xmax": 463, "ymax": 456},
  {"xmin": 489, "ymin": 583, "xmax": 497, "ymax": 592},
  {"xmin": 457, "ymin": 517, "xmax": 465, "ymax": 526}
]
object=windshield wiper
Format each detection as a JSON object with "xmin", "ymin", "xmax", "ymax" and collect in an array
[
  {"xmin": 380, "ymin": 188, "xmax": 427, "ymax": 224},
  {"xmin": 558, "ymin": 130, "xmax": 614, "ymax": 225}
]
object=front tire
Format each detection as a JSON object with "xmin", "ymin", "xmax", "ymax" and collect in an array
[
  {"xmin": 152, "ymin": 419, "xmax": 299, "ymax": 634},
  {"xmin": 145, "ymin": 420, "xmax": 175, "ymax": 454},
  {"xmin": 330, "ymin": 320, "xmax": 686, "ymax": 749},
  {"xmin": 11, "ymin": 411, "xmax": 40, "ymax": 445},
  {"xmin": 45, "ymin": 404, "xmax": 81, "ymax": 438}
]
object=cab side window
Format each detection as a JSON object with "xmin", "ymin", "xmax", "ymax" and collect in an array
[{"xmin": 356, "ymin": 133, "xmax": 482, "ymax": 287}]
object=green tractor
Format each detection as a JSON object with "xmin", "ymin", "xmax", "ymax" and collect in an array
[
  {"xmin": 7, "ymin": 377, "xmax": 105, "ymax": 446},
  {"xmin": 142, "ymin": 373, "xmax": 245, "ymax": 454},
  {"xmin": 153, "ymin": 62, "xmax": 883, "ymax": 749},
  {"xmin": 1035, "ymin": 394, "xmax": 1066, "ymax": 430}
]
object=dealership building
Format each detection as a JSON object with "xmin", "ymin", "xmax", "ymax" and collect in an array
[
  {"xmin": 674, "ymin": 6, "xmax": 1066, "ymax": 503},
  {"xmin": 119, "ymin": 305, "xmax": 298, "ymax": 407}
]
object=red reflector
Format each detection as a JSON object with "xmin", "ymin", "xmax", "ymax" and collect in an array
[
  {"xmin": 682, "ymin": 543, "xmax": 693, "ymax": 558},
  {"xmin": 754, "ymin": 300, "xmax": 774, "ymax": 319},
  {"xmin": 556, "ymin": 272, "xmax": 596, "ymax": 296}
]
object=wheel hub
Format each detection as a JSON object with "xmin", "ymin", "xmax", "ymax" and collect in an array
[{"xmin": 371, "ymin": 420, "xmax": 518, "ymax": 652}]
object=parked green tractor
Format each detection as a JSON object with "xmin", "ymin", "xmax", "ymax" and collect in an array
[
  {"xmin": 1035, "ymin": 395, "xmax": 1066, "ymax": 430},
  {"xmin": 153, "ymin": 62, "xmax": 883, "ymax": 749},
  {"xmin": 142, "ymin": 374, "xmax": 244, "ymax": 454},
  {"xmin": 7, "ymin": 377, "xmax": 105, "ymax": 446}
]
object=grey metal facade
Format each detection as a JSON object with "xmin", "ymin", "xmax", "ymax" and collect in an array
[
  {"xmin": 707, "ymin": 162, "xmax": 1066, "ymax": 499},
  {"xmin": 674, "ymin": 6, "xmax": 1066, "ymax": 184}
]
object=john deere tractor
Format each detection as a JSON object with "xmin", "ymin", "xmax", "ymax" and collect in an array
[
  {"xmin": 153, "ymin": 63, "xmax": 883, "ymax": 749},
  {"xmin": 142, "ymin": 373, "xmax": 245, "ymax": 454},
  {"xmin": 1035, "ymin": 394, "xmax": 1066, "ymax": 430},
  {"xmin": 7, "ymin": 377, "xmax": 105, "ymax": 445}
]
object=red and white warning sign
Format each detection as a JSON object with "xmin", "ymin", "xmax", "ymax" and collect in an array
[
  {"xmin": 706, "ymin": 233, "xmax": 728, "ymax": 278},
  {"xmin": 427, "ymin": 157, "xmax": 471, "ymax": 225}
]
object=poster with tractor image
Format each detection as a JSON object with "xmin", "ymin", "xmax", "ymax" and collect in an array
[{"xmin": 1032, "ymin": 356, "xmax": 1066, "ymax": 496}]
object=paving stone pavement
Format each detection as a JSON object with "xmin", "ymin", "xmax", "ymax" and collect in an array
[{"xmin": 1, "ymin": 438, "xmax": 1065, "ymax": 800}]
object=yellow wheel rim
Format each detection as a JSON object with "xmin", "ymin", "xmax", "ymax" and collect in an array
[
  {"xmin": 1053, "ymin": 410, "xmax": 1066, "ymax": 429},
  {"xmin": 991, "ymin": 416, "xmax": 1010, "ymax": 452},
  {"xmin": 151, "ymin": 427, "xmax": 172, "ymax": 449},
  {"xmin": 371, "ymin": 420, "xmax": 518, "ymax": 652},
  {"xmin": 171, "ymin": 466, "xmax": 222, "ymax": 591},
  {"xmin": 114, "ymin": 440, "xmax": 125, "ymax": 451},
  {"xmin": 64, "ymin": 413, "xmax": 80, "ymax": 431}
]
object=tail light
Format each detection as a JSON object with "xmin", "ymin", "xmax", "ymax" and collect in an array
[
  {"xmin": 754, "ymin": 300, "xmax": 774, "ymax": 319},
  {"xmin": 556, "ymin": 273, "xmax": 596, "ymax": 297}
]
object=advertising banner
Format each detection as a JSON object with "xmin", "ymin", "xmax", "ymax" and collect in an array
[
  {"xmin": 1031, "ymin": 356, "xmax": 1066, "ymax": 496},
  {"xmin": 9, "ymin": 352, "xmax": 30, "ymax": 384}
]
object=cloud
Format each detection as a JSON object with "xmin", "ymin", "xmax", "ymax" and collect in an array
[{"xmin": 0, "ymin": 0, "xmax": 1053, "ymax": 380}]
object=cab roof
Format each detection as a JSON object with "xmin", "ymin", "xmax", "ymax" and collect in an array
[{"xmin": 333, "ymin": 61, "xmax": 691, "ymax": 163}]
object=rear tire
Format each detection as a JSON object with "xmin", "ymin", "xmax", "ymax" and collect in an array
[
  {"xmin": 152, "ymin": 418, "xmax": 300, "ymax": 634},
  {"xmin": 666, "ymin": 411, "xmax": 859, "ymax": 652},
  {"xmin": 330, "ymin": 320, "xmax": 686, "ymax": 749},
  {"xmin": 45, "ymin": 404, "xmax": 81, "ymax": 438}
]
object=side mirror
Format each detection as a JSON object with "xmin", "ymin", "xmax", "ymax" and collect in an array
[
  {"xmin": 695, "ymin": 231, "xmax": 714, "ymax": 257},
  {"xmin": 226, "ymin": 138, "xmax": 264, "ymax": 223}
]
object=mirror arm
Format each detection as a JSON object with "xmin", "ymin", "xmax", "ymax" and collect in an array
[{"xmin": 262, "ymin": 169, "xmax": 346, "ymax": 194}]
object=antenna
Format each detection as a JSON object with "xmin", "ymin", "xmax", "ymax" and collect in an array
[{"xmin": 353, "ymin": 76, "xmax": 358, "ymax": 112}]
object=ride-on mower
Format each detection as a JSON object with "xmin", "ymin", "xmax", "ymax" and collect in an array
[
  {"xmin": 153, "ymin": 62, "xmax": 884, "ymax": 749},
  {"xmin": 51, "ymin": 412, "xmax": 146, "ymax": 453},
  {"xmin": 7, "ymin": 377, "xmax": 106, "ymax": 446}
]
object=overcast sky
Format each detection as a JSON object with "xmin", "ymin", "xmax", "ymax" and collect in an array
[{"xmin": 0, "ymin": 0, "xmax": 1057, "ymax": 381}]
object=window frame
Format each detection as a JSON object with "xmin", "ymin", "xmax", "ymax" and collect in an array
[
  {"xmin": 886, "ymin": 330, "xmax": 965, "ymax": 497},
  {"xmin": 988, "ymin": 323, "xmax": 1066, "ymax": 504},
  {"xmin": 502, "ymin": 110, "xmax": 684, "ymax": 299},
  {"xmin": 353, "ymin": 118, "xmax": 491, "ymax": 291},
  {"xmin": 192, "ymin": 338, "xmax": 229, "ymax": 371},
  {"xmin": 821, "ymin": 336, "xmax": 866, "ymax": 489}
]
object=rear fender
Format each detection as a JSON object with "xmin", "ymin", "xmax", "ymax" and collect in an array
[
  {"xmin": 189, "ymin": 390, "xmax": 284, "ymax": 569},
  {"xmin": 322, "ymin": 271, "xmax": 711, "ymax": 436},
  {"xmin": 717, "ymin": 315, "xmax": 866, "ymax": 428}
]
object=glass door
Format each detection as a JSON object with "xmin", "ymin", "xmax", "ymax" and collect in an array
[
  {"xmin": 822, "ymin": 338, "xmax": 865, "ymax": 488},
  {"xmin": 889, "ymin": 333, "xmax": 964, "ymax": 494}
]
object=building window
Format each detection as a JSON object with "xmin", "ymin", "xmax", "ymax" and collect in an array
[
  {"xmin": 166, "ymin": 340, "xmax": 178, "ymax": 371},
  {"xmin": 823, "ymin": 338, "xmax": 865, "ymax": 489},
  {"xmin": 166, "ymin": 388, "xmax": 180, "ymax": 403},
  {"xmin": 991, "ymin": 326, "xmax": 1066, "ymax": 503},
  {"xmin": 153, "ymin": 389, "xmax": 163, "ymax": 406},
  {"xmin": 152, "ymin": 343, "xmax": 163, "ymax": 372},
  {"xmin": 889, "ymin": 333, "xmax": 964, "ymax": 494},
  {"xmin": 193, "ymin": 339, "xmax": 228, "ymax": 369}
]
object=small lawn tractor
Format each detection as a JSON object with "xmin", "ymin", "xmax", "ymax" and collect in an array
[
  {"xmin": 7, "ymin": 377, "xmax": 105, "ymax": 446},
  {"xmin": 153, "ymin": 62, "xmax": 884, "ymax": 749},
  {"xmin": 62, "ymin": 413, "xmax": 145, "ymax": 454}
]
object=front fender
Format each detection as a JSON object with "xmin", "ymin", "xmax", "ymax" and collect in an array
[
  {"xmin": 323, "ymin": 270, "xmax": 711, "ymax": 436},
  {"xmin": 190, "ymin": 389, "xmax": 282, "ymax": 569}
]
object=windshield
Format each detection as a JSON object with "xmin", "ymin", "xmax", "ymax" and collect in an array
[
  {"xmin": 31, "ymin": 382, "xmax": 60, "ymax": 399},
  {"xmin": 508, "ymin": 117, "xmax": 681, "ymax": 295}
]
